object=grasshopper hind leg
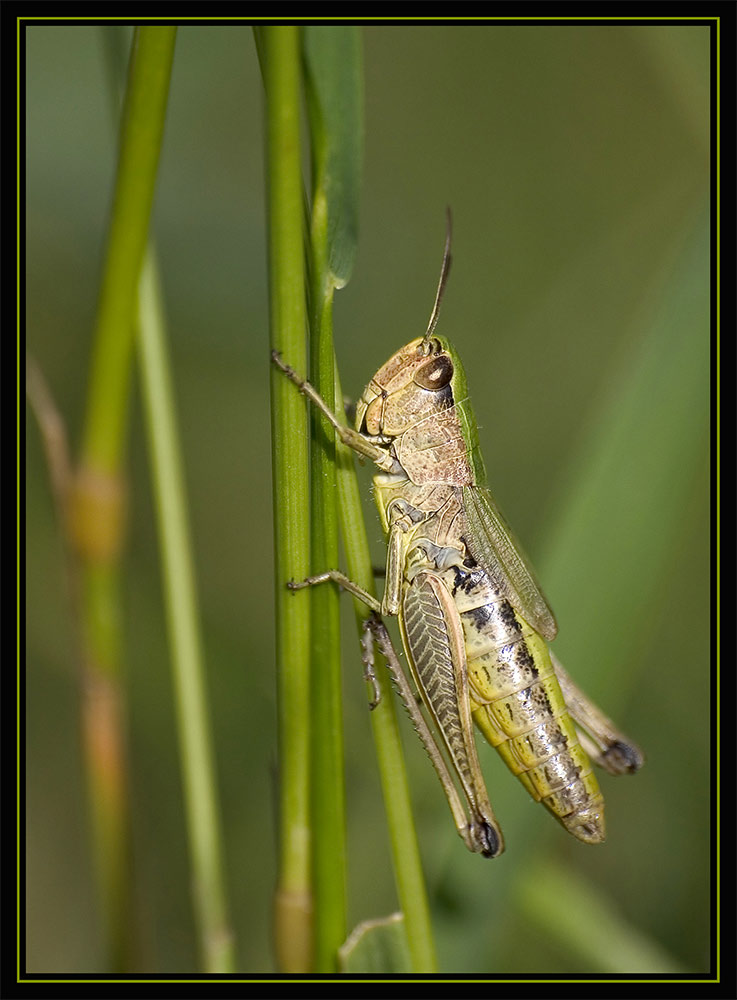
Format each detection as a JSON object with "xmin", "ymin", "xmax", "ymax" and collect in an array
[
  {"xmin": 550, "ymin": 651, "xmax": 644, "ymax": 776},
  {"xmin": 365, "ymin": 615, "xmax": 504, "ymax": 858},
  {"xmin": 286, "ymin": 570, "xmax": 504, "ymax": 855}
]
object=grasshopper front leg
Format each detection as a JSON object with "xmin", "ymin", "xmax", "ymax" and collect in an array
[
  {"xmin": 271, "ymin": 351, "xmax": 398, "ymax": 473},
  {"xmin": 288, "ymin": 570, "xmax": 382, "ymax": 614}
]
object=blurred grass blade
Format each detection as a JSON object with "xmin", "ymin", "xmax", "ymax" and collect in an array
[
  {"xmin": 260, "ymin": 27, "xmax": 313, "ymax": 973},
  {"xmin": 517, "ymin": 860, "xmax": 687, "ymax": 973},
  {"xmin": 338, "ymin": 913, "xmax": 412, "ymax": 974},
  {"xmin": 65, "ymin": 27, "xmax": 177, "ymax": 971},
  {"xmin": 78, "ymin": 27, "xmax": 177, "ymax": 475},
  {"xmin": 136, "ymin": 250, "xmax": 235, "ymax": 972},
  {"xmin": 510, "ymin": 209, "xmax": 709, "ymax": 974},
  {"xmin": 101, "ymin": 22, "xmax": 235, "ymax": 975},
  {"xmin": 538, "ymin": 207, "xmax": 709, "ymax": 696}
]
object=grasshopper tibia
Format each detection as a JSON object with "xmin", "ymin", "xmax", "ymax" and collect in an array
[
  {"xmin": 364, "ymin": 613, "xmax": 502, "ymax": 858},
  {"xmin": 360, "ymin": 618, "xmax": 382, "ymax": 710}
]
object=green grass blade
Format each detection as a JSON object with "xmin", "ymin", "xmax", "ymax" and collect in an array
[
  {"xmin": 302, "ymin": 26, "xmax": 362, "ymax": 288},
  {"xmin": 100, "ymin": 26, "xmax": 235, "ymax": 973},
  {"xmin": 80, "ymin": 28, "xmax": 177, "ymax": 474},
  {"xmin": 305, "ymin": 286, "xmax": 344, "ymax": 973},
  {"xmin": 66, "ymin": 27, "xmax": 176, "ymax": 971},
  {"xmin": 260, "ymin": 26, "xmax": 313, "ymax": 973},
  {"xmin": 333, "ymin": 368, "xmax": 438, "ymax": 974},
  {"xmin": 338, "ymin": 914, "xmax": 412, "ymax": 973},
  {"xmin": 538, "ymin": 207, "xmax": 709, "ymax": 696},
  {"xmin": 517, "ymin": 860, "xmax": 687, "ymax": 974},
  {"xmin": 301, "ymin": 25, "xmax": 363, "ymax": 971},
  {"xmin": 514, "ymin": 209, "xmax": 709, "ymax": 971},
  {"xmin": 302, "ymin": 26, "xmax": 436, "ymax": 973},
  {"xmin": 136, "ymin": 250, "xmax": 236, "ymax": 972}
]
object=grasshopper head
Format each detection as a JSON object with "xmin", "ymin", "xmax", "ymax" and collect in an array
[
  {"xmin": 355, "ymin": 336, "xmax": 487, "ymax": 486},
  {"xmin": 355, "ymin": 216, "xmax": 456, "ymax": 440},
  {"xmin": 355, "ymin": 336, "xmax": 456, "ymax": 437},
  {"xmin": 354, "ymin": 216, "xmax": 486, "ymax": 484}
]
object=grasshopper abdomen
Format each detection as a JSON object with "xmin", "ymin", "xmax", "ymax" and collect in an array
[{"xmin": 449, "ymin": 562, "xmax": 606, "ymax": 843}]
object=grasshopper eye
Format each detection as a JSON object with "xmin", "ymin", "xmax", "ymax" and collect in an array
[{"xmin": 414, "ymin": 354, "xmax": 453, "ymax": 391}]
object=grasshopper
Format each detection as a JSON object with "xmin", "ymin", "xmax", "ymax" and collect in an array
[{"xmin": 272, "ymin": 222, "xmax": 642, "ymax": 858}]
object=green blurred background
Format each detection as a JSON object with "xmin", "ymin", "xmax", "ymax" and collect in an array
[{"xmin": 25, "ymin": 25, "xmax": 711, "ymax": 974}]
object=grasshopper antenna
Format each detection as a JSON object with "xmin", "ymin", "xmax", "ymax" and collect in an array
[{"xmin": 422, "ymin": 207, "xmax": 453, "ymax": 350}]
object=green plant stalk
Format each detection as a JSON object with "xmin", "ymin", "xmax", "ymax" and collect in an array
[
  {"xmin": 98, "ymin": 26, "xmax": 235, "ymax": 972},
  {"xmin": 261, "ymin": 26, "xmax": 314, "ymax": 973},
  {"xmin": 332, "ymin": 368, "xmax": 438, "ymax": 974},
  {"xmin": 81, "ymin": 27, "xmax": 177, "ymax": 473},
  {"xmin": 299, "ymin": 26, "xmax": 435, "ymax": 971},
  {"xmin": 308, "ymin": 194, "xmax": 346, "ymax": 972},
  {"xmin": 136, "ymin": 249, "xmax": 235, "ymax": 973},
  {"xmin": 78, "ymin": 571, "xmax": 133, "ymax": 972},
  {"xmin": 70, "ymin": 27, "xmax": 176, "ymax": 971},
  {"xmin": 300, "ymin": 26, "xmax": 361, "ymax": 970}
]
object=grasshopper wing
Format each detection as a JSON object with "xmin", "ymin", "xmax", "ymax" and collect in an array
[{"xmin": 462, "ymin": 485, "xmax": 558, "ymax": 642}]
